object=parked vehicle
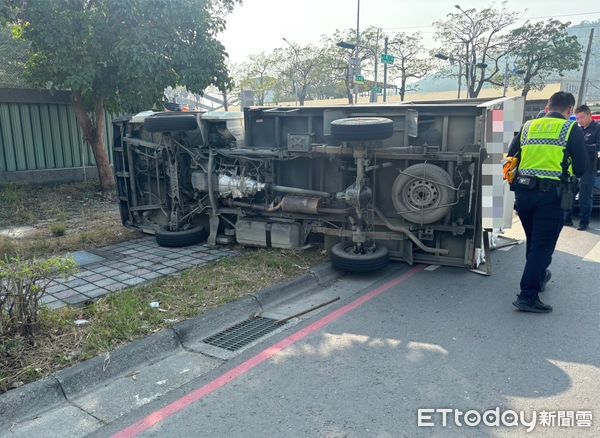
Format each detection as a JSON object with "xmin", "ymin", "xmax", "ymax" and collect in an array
[{"xmin": 112, "ymin": 98, "xmax": 522, "ymax": 272}]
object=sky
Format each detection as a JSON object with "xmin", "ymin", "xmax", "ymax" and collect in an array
[{"xmin": 219, "ymin": 0, "xmax": 600, "ymax": 65}]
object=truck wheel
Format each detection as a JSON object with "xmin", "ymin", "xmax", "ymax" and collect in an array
[
  {"xmin": 155, "ymin": 225, "xmax": 207, "ymax": 247},
  {"xmin": 391, "ymin": 163, "xmax": 455, "ymax": 224},
  {"xmin": 330, "ymin": 241, "xmax": 389, "ymax": 273},
  {"xmin": 331, "ymin": 117, "xmax": 394, "ymax": 142},
  {"xmin": 144, "ymin": 114, "xmax": 198, "ymax": 133}
]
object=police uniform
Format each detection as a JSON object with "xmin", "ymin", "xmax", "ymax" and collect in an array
[{"xmin": 508, "ymin": 112, "xmax": 588, "ymax": 310}]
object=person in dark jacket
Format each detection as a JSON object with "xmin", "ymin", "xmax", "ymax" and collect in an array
[
  {"xmin": 563, "ymin": 105, "xmax": 600, "ymax": 230},
  {"xmin": 507, "ymin": 92, "xmax": 588, "ymax": 313}
]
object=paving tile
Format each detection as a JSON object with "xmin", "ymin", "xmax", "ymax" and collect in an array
[
  {"xmin": 201, "ymin": 254, "xmax": 222, "ymax": 261},
  {"xmin": 188, "ymin": 259, "xmax": 208, "ymax": 267},
  {"xmin": 105, "ymin": 283, "xmax": 126, "ymax": 292},
  {"xmin": 92, "ymin": 265, "xmax": 113, "ymax": 274},
  {"xmin": 63, "ymin": 278, "xmax": 88, "ymax": 288},
  {"xmin": 102, "ymin": 269, "xmax": 122, "ymax": 278},
  {"xmin": 95, "ymin": 278, "xmax": 118, "ymax": 288},
  {"xmin": 122, "ymin": 277, "xmax": 146, "ymax": 287},
  {"xmin": 74, "ymin": 284, "xmax": 99, "ymax": 294},
  {"xmin": 164, "ymin": 253, "xmax": 181, "ymax": 259},
  {"xmin": 134, "ymin": 260, "xmax": 155, "ymax": 268},
  {"xmin": 143, "ymin": 255, "xmax": 164, "ymax": 263},
  {"xmin": 117, "ymin": 265, "xmax": 139, "ymax": 273},
  {"xmin": 84, "ymin": 288, "xmax": 110, "ymax": 299},
  {"xmin": 129, "ymin": 268, "xmax": 151, "ymax": 277},
  {"xmin": 82, "ymin": 273, "xmax": 107, "ymax": 283},
  {"xmin": 40, "ymin": 294, "xmax": 58, "ymax": 304},
  {"xmin": 161, "ymin": 260, "xmax": 180, "ymax": 267},
  {"xmin": 45, "ymin": 300, "xmax": 66, "ymax": 310},
  {"xmin": 55, "ymin": 289, "xmax": 78, "ymax": 299},
  {"xmin": 46, "ymin": 284, "xmax": 68, "ymax": 294},
  {"xmin": 175, "ymin": 256, "xmax": 197, "ymax": 264},
  {"xmin": 126, "ymin": 257, "xmax": 144, "ymax": 265},
  {"xmin": 157, "ymin": 267, "xmax": 177, "ymax": 275},
  {"xmin": 121, "ymin": 249, "xmax": 138, "ymax": 255},
  {"xmin": 63, "ymin": 294, "xmax": 91, "ymax": 305},
  {"xmin": 140, "ymin": 271, "xmax": 162, "ymax": 280},
  {"xmin": 114, "ymin": 272, "xmax": 134, "ymax": 282}
]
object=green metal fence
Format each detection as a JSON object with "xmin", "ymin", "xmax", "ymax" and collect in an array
[{"xmin": 0, "ymin": 88, "xmax": 114, "ymax": 174}]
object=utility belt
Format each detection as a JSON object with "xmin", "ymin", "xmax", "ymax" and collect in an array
[
  {"xmin": 513, "ymin": 174, "xmax": 560, "ymax": 192},
  {"xmin": 514, "ymin": 173, "xmax": 577, "ymax": 210}
]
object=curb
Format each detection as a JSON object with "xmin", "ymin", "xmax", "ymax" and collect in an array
[{"xmin": 0, "ymin": 262, "xmax": 341, "ymax": 428}]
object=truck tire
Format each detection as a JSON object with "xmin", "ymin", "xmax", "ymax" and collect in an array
[
  {"xmin": 144, "ymin": 114, "xmax": 198, "ymax": 133},
  {"xmin": 330, "ymin": 241, "xmax": 389, "ymax": 273},
  {"xmin": 331, "ymin": 117, "xmax": 394, "ymax": 142},
  {"xmin": 391, "ymin": 163, "xmax": 455, "ymax": 224},
  {"xmin": 155, "ymin": 225, "xmax": 207, "ymax": 247}
]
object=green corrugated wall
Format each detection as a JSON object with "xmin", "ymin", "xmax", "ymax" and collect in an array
[{"xmin": 0, "ymin": 101, "xmax": 115, "ymax": 172}]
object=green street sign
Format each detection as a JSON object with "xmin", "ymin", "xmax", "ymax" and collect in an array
[
  {"xmin": 355, "ymin": 75, "xmax": 365, "ymax": 84},
  {"xmin": 381, "ymin": 54, "xmax": 395, "ymax": 64}
]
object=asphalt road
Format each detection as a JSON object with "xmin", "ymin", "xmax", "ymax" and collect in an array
[{"xmin": 88, "ymin": 215, "xmax": 600, "ymax": 438}]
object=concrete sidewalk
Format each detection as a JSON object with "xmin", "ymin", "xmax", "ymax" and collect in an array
[{"xmin": 41, "ymin": 237, "xmax": 238, "ymax": 308}]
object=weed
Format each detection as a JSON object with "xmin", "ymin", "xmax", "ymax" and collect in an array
[
  {"xmin": 49, "ymin": 223, "xmax": 67, "ymax": 237},
  {"xmin": 0, "ymin": 236, "xmax": 16, "ymax": 258},
  {"xmin": 0, "ymin": 184, "xmax": 24, "ymax": 206}
]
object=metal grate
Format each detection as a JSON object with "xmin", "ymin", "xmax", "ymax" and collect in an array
[{"xmin": 202, "ymin": 317, "xmax": 280, "ymax": 351}]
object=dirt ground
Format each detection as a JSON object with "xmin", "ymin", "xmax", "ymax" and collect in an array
[{"xmin": 0, "ymin": 181, "xmax": 141, "ymax": 259}]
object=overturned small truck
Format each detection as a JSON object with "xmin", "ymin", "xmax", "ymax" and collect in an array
[{"xmin": 112, "ymin": 97, "xmax": 522, "ymax": 272}]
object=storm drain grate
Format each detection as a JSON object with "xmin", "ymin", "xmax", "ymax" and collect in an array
[{"xmin": 202, "ymin": 317, "xmax": 280, "ymax": 351}]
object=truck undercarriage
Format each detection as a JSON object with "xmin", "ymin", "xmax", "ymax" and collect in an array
[{"xmin": 112, "ymin": 99, "xmax": 521, "ymax": 272}]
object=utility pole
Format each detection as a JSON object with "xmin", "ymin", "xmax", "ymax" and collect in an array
[
  {"xmin": 354, "ymin": 0, "xmax": 360, "ymax": 104},
  {"xmin": 577, "ymin": 28, "xmax": 594, "ymax": 106},
  {"xmin": 383, "ymin": 36, "xmax": 389, "ymax": 102},
  {"xmin": 370, "ymin": 27, "xmax": 380, "ymax": 103}
]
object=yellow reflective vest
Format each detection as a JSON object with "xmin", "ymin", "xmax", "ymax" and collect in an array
[{"xmin": 518, "ymin": 117, "xmax": 576, "ymax": 181}]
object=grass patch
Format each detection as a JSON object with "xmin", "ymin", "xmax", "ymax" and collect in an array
[
  {"xmin": 0, "ymin": 181, "xmax": 110, "ymax": 227},
  {"xmin": 0, "ymin": 218, "xmax": 140, "ymax": 260},
  {"xmin": 0, "ymin": 247, "xmax": 327, "ymax": 392},
  {"xmin": 49, "ymin": 223, "xmax": 67, "ymax": 236},
  {"xmin": 0, "ymin": 180, "xmax": 141, "ymax": 260}
]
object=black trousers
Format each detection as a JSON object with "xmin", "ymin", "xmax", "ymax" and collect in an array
[{"xmin": 514, "ymin": 188, "xmax": 564, "ymax": 299}]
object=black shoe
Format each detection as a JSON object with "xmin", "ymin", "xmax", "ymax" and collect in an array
[
  {"xmin": 540, "ymin": 269, "xmax": 551, "ymax": 292},
  {"xmin": 577, "ymin": 223, "xmax": 588, "ymax": 231},
  {"xmin": 564, "ymin": 219, "xmax": 573, "ymax": 226},
  {"xmin": 512, "ymin": 295, "xmax": 552, "ymax": 313}
]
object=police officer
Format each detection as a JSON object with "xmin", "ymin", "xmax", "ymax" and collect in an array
[{"xmin": 508, "ymin": 92, "xmax": 588, "ymax": 313}]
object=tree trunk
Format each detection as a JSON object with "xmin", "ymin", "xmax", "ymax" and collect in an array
[
  {"xmin": 73, "ymin": 92, "xmax": 115, "ymax": 191},
  {"xmin": 400, "ymin": 78, "xmax": 407, "ymax": 101},
  {"xmin": 222, "ymin": 90, "xmax": 229, "ymax": 111},
  {"xmin": 521, "ymin": 83, "xmax": 530, "ymax": 98},
  {"xmin": 298, "ymin": 86, "xmax": 306, "ymax": 106}
]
